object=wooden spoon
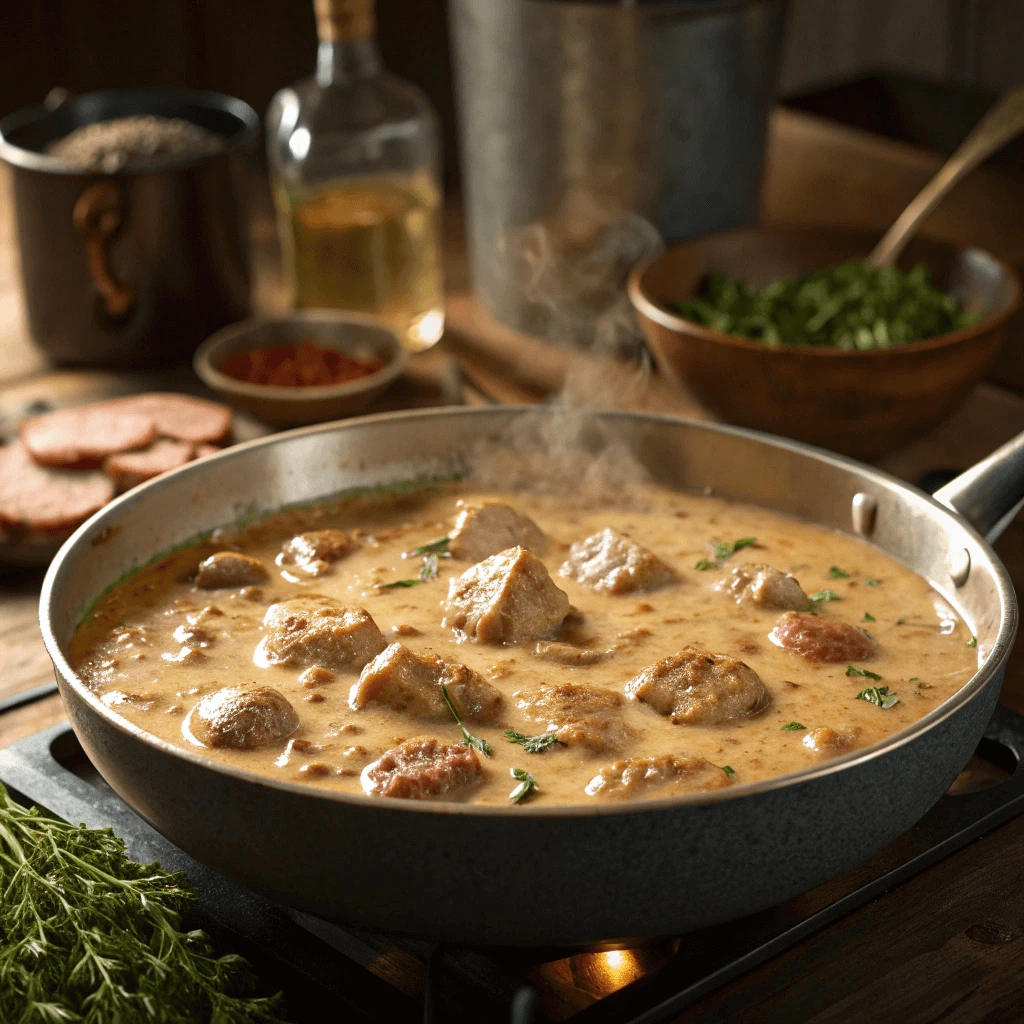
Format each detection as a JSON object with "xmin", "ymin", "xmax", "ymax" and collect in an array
[{"xmin": 868, "ymin": 85, "xmax": 1024, "ymax": 268}]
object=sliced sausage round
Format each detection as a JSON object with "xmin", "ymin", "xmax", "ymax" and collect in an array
[
  {"xmin": 769, "ymin": 611, "xmax": 878, "ymax": 663},
  {"xmin": 361, "ymin": 737, "xmax": 483, "ymax": 799}
]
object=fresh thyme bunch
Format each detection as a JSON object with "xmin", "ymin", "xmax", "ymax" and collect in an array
[{"xmin": 0, "ymin": 784, "xmax": 284, "ymax": 1023}]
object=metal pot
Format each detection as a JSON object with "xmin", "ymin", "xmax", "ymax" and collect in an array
[
  {"xmin": 448, "ymin": 0, "xmax": 787, "ymax": 348},
  {"xmin": 0, "ymin": 89, "xmax": 259, "ymax": 368},
  {"xmin": 39, "ymin": 408, "xmax": 1022, "ymax": 947}
]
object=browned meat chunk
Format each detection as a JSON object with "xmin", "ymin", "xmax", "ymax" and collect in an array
[
  {"xmin": 585, "ymin": 754, "xmax": 732, "ymax": 799},
  {"xmin": 560, "ymin": 528, "xmax": 674, "ymax": 595},
  {"xmin": 259, "ymin": 597, "xmax": 386, "ymax": 671},
  {"xmin": 278, "ymin": 529, "xmax": 354, "ymax": 576},
  {"xmin": 0, "ymin": 441, "xmax": 114, "ymax": 532},
  {"xmin": 444, "ymin": 546, "xmax": 570, "ymax": 644},
  {"xmin": 449, "ymin": 502, "xmax": 548, "ymax": 561},
  {"xmin": 350, "ymin": 643, "xmax": 502, "ymax": 722},
  {"xmin": 724, "ymin": 563, "xmax": 808, "ymax": 610},
  {"xmin": 769, "ymin": 611, "xmax": 878, "ymax": 663},
  {"xmin": 186, "ymin": 686, "xmax": 298, "ymax": 749},
  {"xmin": 802, "ymin": 726, "xmax": 860, "ymax": 757},
  {"xmin": 20, "ymin": 403, "xmax": 157, "ymax": 468},
  {"xmin": 194, "ymin": 551, "xmax": 270, "ymax": 589},
  {"xmin": 626, "ymin": 646, "xmax": 770, "ymax": 725},
  {"xmin": 514, "ymin": 682, "xmax": 630, "ymax": 752},
  {"xmin": 361, "ymin": 737, "xmax": 483, "ymax": 799}
]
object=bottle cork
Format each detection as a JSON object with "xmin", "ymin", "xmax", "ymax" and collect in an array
[{"xmin": 315, "ymin": 0, "xmax": 375, "ymax": 43}]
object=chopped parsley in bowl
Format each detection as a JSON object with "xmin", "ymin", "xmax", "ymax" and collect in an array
[{"xmin": 674, "ymin": 260, "xmax": 980, "ymax": 350}]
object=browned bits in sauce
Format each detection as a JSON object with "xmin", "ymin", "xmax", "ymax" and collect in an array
[
  {"xmin": 391, "ymin": 624, "xmax": 421, "ymax": 637},
  {"xmin": 304, "ymin": 693, "xmax": 326, "ymax": 703},
  {"xmin": 299, "ymin": 666, "xmax": 336, "ymax": 688},
  {"xmin": 299, "ymin": 762, "xmax": 336, "ymax": 777}
]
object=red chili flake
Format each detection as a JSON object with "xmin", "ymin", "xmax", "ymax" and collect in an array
[{"xmin": 220, "ymin": 341, "xmax": 387, "ymax": 388}]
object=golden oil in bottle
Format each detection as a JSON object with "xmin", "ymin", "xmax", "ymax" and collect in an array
[{"xmin": 278, "ymin": 176, "xmax": 443, "ymax": 350}]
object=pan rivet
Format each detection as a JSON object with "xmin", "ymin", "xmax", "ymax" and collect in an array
[
  {"xmin": 851, "ymin": 493, "xmax": 877, "ymax": 537},
  {"xmin": 948, "ymin": 547, "xmax": 971, "ymax": 587}
]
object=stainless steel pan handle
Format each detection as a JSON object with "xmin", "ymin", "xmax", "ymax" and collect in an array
[{"xmin": 934, "ymin": 430, "xmax": 1024, "ymax": 542}]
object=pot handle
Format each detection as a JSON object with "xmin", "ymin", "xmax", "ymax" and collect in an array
[
  {"xmin": 934, "ymin": 431, "xmax": 1024, "ymax": 542},
  {"xmin": 72, "ymin": 181, "xmax": 136, "ymax": 319}
]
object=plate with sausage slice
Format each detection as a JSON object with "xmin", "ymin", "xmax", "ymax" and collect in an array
[{"xmin": 0, "ymin": 388, "xmax": 267, "ymax": 568}]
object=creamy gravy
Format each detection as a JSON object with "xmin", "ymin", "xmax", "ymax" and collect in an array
[{"xmin": 70, "ymin": 485, "xmax": 978, "ymax": 806}]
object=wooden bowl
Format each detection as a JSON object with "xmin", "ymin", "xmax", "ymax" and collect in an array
[
  {"xmin": 194, "ymin": 311, "xmax": 406, "ymax": 427},
  {"xmin": 628, "ymin": 227, "xmax": 1022, "ymax": 460}
]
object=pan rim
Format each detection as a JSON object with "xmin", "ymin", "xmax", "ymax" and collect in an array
[{"xmin": 39, "ymin": 406, "xmax": 1018, "ymax": 819}]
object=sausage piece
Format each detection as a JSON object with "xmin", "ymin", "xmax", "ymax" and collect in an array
[
  {"xmin": 448, "ymin": 501, "xmax": 548, "ymax": 561},
  {"xmin": 586, "ymin": 754, "xmax": 732, "ymax": 799},
  {"xmin": 0, "ymin": 441, "xmax": 114, "ymax": 532},
  {"xmin": 443, "ymin": 546, "xmax": 570, "ymax": 644},
  {"xmin": 361, "ymin": 737, "xmax": 483, "ymax": 799},
  {"xmin": 513, "ymin": 681, "xmax": 630, "ymax": 753},
  {"xmin": 350, "ymin": 643, "xmax": 502, "ymax": 722},
  {"xmin": 185, "ymin": 686, "xmax": 298, "ymax": 749},
  {"xmin": 104, "ymin": 438, "xmax": 195, "ymax": 491},
  {"xmin": 259, "ymin": 597, "xmax": 386, "ymax": 671},
  {"xmin": 20, "ymin": 403, "xmax": 157, "ymax": 467},
  {"xmin": 194, "ymin": 551, "xmax": 270, "ymax": 589},
  {"xmin": 560, "ymin": 528, "xmax": 674, "ymax": 595},
  {"xmin": 626, "ymin": 646, "xmax": 770, "ymax": 725},
  {"xmin": 769, "ymin": 611, "xmax": 878, "ymax": 663},
  {"xmin": 723, "ymin": 563, "xmax": 808, "ymax": 611},
  {"xmin": 278, "ymin": 529, "xmax": 354, "ymax": 576}
]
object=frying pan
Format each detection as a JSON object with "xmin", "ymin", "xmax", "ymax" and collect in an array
[{"xmin": 39, "ymin": 407, "xmax": 1024, "ymax": 947}]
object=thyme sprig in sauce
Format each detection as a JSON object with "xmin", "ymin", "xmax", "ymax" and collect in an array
[
  {"xmin": 504, "ymin": 729, "xmax": 565, "ymax": 754},
  {"xmin": 441, "ymin": 683, "xmax": 493, "ymax": 757},
  {"xmin": 0, "ymin": 785, "xmax": 283, "ymax": 1023}
]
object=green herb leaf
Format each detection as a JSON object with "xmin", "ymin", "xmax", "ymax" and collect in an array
[
  {"xmin": 865, "ymin": 578, "xmax": 881, "ymax": 587},
  {"xmin": 829, "ymin": 566, "xmax": 851, "ymax": 578},
  {"xmin": 722, "ymin": 765, "xmax": 736, "ymax": 776},
  {"xmin": 857, "ymin": 685, "xmax": 899, "ymax": 709},
  {"xmin": 0, "ymin": 785, "xmax": 283, "ymax": 1023},
  {"xmin": 968, "ymin": 635, "xmax": 977, "ymax": 648},
  {"xmin": 781, "ymin": 721, "xmax": 806, "ymax": 731},
  {"xmin": 846, "ymin": 665, "xmax": 882, "ymax": 680},
  {"xmin": 701, "ymin": 537, "xmax": 758, "ymax": 570},
  {"xmin": 896, "ymin": 617, "xmax": 906, "ymax": 625},
  {"xmin": 408, "ymin": 536, "xmax": 451, "ymax": 557},
  {"xmin": 504, "ymin": 728, "xmax": 565, "ymax": 754},
  {"xmin": 909, "ymin": 677, "xmax": 920, "ymax": 682},
  {"xmin": 440, "ymin": 683, "xmax": 493, "ymax": 757},
  {"xmin": 809, "ymin": 589, "xmax": 842, "ymax": 603},
  {"xmin": 420, "ymin": 552, "xmax": 440, "ymax": 581},
  {"xmin": 714, "ymin": 541, "xmax": 732, "ymax": 562},
  {"xmin": 510, "ymin": 767, "xmax": 538, "ymax": 804},
  {"xmin": 863, "ymin": 612, "xmax": 876, "ymax": 622},
  {"xmin": 377, "ymin": 578, "xmax": 421, "ymax": 589},
  {"xmin": 694, "ymin": 559, "xmax": 714, "ymax": 571}
]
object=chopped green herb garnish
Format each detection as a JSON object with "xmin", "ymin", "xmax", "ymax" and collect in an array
[
  {"xmin": 673, "ymin": 262, "xmax": 979, "ymax": 349},
  {"xmin": 863, "ymin": 612, "xmax": 876, "ymax": 622},
  {"xmin": 510, "ymin": 767, "xmax": 538, "ymax": 804},
  {"xmin": 968, "ymin": 635, "xmax": 977, "ymax": 648},
  {"xmin": 722, "ymin": 765, "xmax": 736, "ymax": 776},
  {"xmin": 809, "ymin": 589, "xmax": 842, "ymax": 603},
  {"xmin": 781, "ymin": 722, "xmax": 806, "ymax": 731},
  {"xmin": 909, "ymin": 677, "xmax": 919, "ymax": 682},
  {"xmin": 504, "ymin": 729, "xmax": 565, "ymax": 754},
  {"xmin": 865, "ymin": 578, "xmax": 881, "ymax": 587},
  {"xmin": 896, "ymin": 618, "xmax": 906, "ymax": 625},
  {"xmin": 441, "ymin": 684, "xmax": 493, "ymax": 757},
  {"xmin": 408, "ymin": 536, "xmax": 451, "ymax": 557},
  {"xmin": 377, "ymin": 578, "xmax": 420, "ymax": 589},
  {"xmin": 420, "ymin": 552, "xmax": 440, "ymax": 581},
  {"xmin": 846, "ymin": 665, "xmax": 882, "ymax": 680},
  {"xmin": 0, "ymin": 785, "xmax": 283, "ymax": 1023},
  {"xmin": 857, "ymin": 685, "xmax": 899, "ymax": 709},
  {"xmin": 700, "ymin": 537, "xmax": 757, "ymax": 571},
  {"xmin": 829, "ymin": 566, "xmax": 851, "ymax": 578}
]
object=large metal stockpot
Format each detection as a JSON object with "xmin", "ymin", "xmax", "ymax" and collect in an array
[
  {"xmin": 40, "ymin": 408, "xmax": 1022, "ymax": 947},
  {"xmin": 0, "ymin": 89, "xmax": 258, "ymax": 367}
]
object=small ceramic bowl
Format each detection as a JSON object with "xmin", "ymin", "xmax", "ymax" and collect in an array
[
  {"xmin": 628, "ymin": 227, "xmax": 1022, "ymax": 460},
  {"xmin": 194, "ymin": 311, "xmax": 406, "ymax": 427}
]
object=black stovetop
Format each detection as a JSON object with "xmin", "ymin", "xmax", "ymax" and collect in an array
[{"xmin": 1, "ymin": 704, "xmax": 1023, "ymax": 1023}]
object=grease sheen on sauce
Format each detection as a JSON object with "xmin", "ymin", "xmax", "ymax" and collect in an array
[{"xmin": 70, "ymin": 485, "xmax": 979, "ymax": 806}]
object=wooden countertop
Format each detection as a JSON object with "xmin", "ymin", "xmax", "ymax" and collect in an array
[{"xmin": 3, "ymin": 107, "xmax": 1024, "ymax": 1020}]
